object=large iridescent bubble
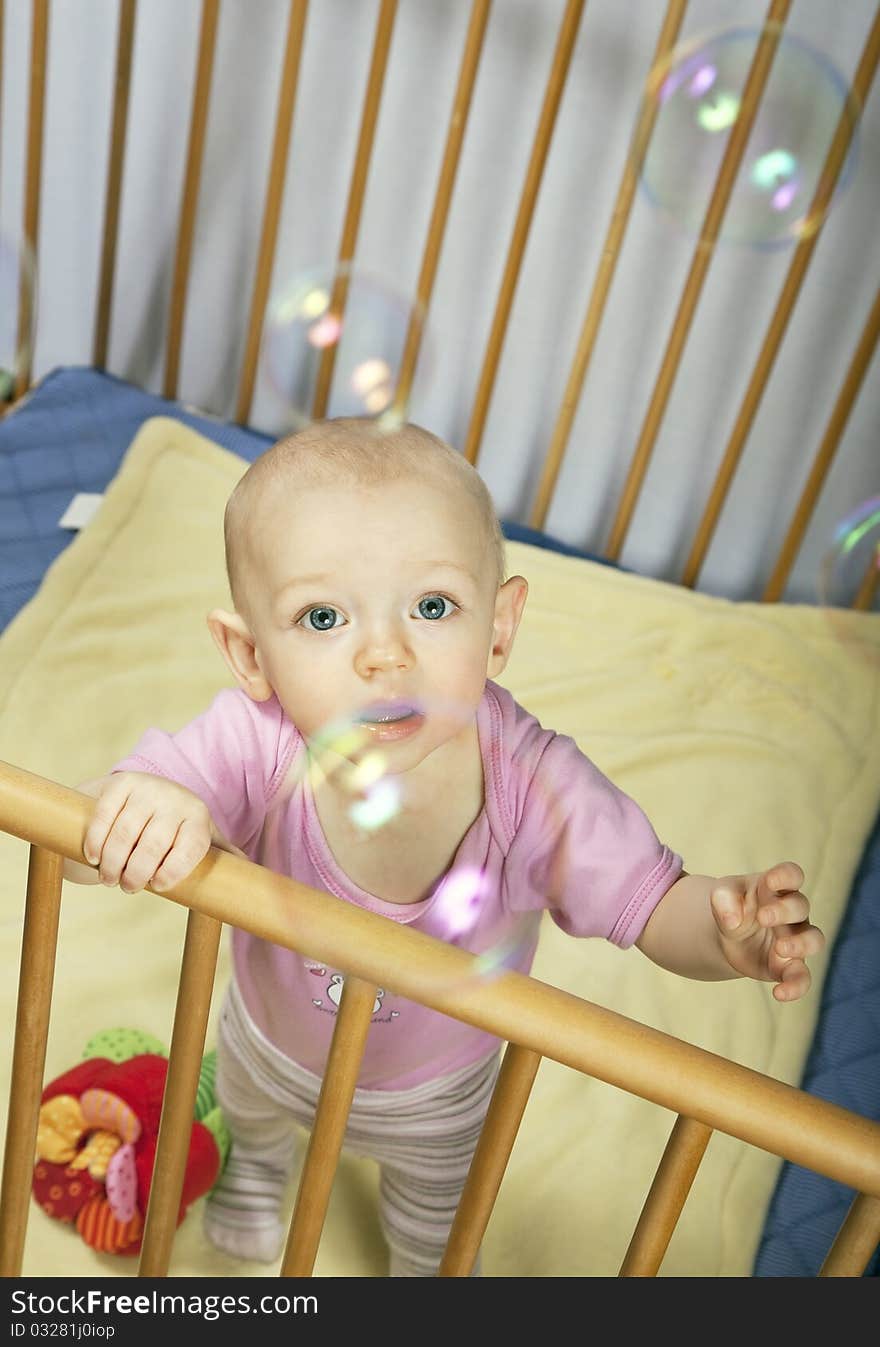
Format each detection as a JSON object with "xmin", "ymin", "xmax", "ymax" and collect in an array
[
  {"xmin": 634, "ymin": 25, "xmax": 860, "ymax": 249},
  {"xmin": 262, "ymin": 261, "xmax": 428, "ymax": 430}
]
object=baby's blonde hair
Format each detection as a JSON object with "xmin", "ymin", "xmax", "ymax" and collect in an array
[{"xmin": 224, "ymin": 417, "xmax": 506, "ymax": 615}]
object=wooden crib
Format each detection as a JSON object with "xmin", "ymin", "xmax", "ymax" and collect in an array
[
  {"xmin": 1, "ymin": 759, "xmax": 880, "ymax": 1277},
  {"xmin": 1, "ymin": 0, "xmax": 879, "ymax": 1277}
]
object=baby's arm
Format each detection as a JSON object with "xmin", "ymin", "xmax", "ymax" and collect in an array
[
  {"xmin": 635, "ymin": 862, "xmax": 825, "ymax": 1002},
  {"xmin": 63, "ymin": 771, "xmax": 232, "ymax": 893}
]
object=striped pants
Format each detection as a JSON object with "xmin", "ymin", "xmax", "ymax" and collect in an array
[{"xmin": 214, "ymin": 982, "xmax": 500, "ymax": 1276}]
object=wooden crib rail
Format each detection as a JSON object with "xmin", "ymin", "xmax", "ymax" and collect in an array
[{"xmin": 2, "ymin": 757, "xmax": 879, "ymax": 1278}]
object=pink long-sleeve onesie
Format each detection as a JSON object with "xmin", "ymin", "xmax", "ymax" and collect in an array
[{"xmin": 114, "ymin": 679, "xmax": 682, "ymax": 1089}]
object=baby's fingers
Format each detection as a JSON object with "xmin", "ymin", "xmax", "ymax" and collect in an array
[
  {"xmin": 96, "ymin": 799, "xmax": 162, "ymax": 888},
  {"xmin": 774, "ymin": 921, "xmax": 826, "ymax": 963},
  {"xmin": 759, "ymin": 861, "xmax": 804, "ymax": 899},
  {"xmin": 150, "ymin": 817, "xmax": 212, "ymax": 892},
  {"xmin": 758, "ymin": 891, "xmax": 811, "ymax": 930},
  {"xmin": 772, "ymin": 918, "xmax": 824, "ymax": 1001},
  {"xmin": 773, "ymin": 956, "xmax": 812, "ymax": 1002},
  {"xmin": 85, "ymin": 793, "xmax": 158, "ymax": 887},
  {"xmin": 118, "ymin": 814, "xmax": 187, "ymax": 893},
  {"xmin": 82, "ymin": 778, "xmax": 133, "ymax": 867}
]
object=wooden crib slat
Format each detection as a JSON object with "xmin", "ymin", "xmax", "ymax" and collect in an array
[
  {"xmin": 92, "ymin": 0, "xmax": 137, "ymax": 370},
  {"xmin": 280, "ymin": 975, "xmax": 377, "ymax": 1276},
  {"xmin": 392, "ymin": 0, "xmax": 493, "ymax": 417},
  {"xmin": 528, "ymin": 0, "xmax": 687, "ymax": 531},
  {"xmin": 685, "ymin": 9, "xmax": 880, "ymax": 594},
  {"xmin": 311, "ymin": 0, "xmax": 398, "ymax": 420},
  {"xmin": 235, "ymin": 0, "xmax": 309, "ymax": 427},
  {"xmin": 15, "ymin": 0, "xmax": 49, "ymax": 400},
  {"xmin": 762, "ymin": 281, "xmax": 880, "ymax": 603},
  {"xmin": 618, "ymin": 1114, "xmax": 712, "ymax": 1277},
  {"xmin": 138, "ymin": 908, "xmax": 222, "ymax": 1277},
  {"xmin": 462, "ymin": 0, "xmax": 586, "ymax": 466},
  {"xmin": 0, "ymin": 846, "xmax": 63, "ymax": 1277},
  {"xmin": 439, "ymin": 1043, "xmax": 541, "ymax": 1277},
  {"xmin": 603, "ymin": 0, "xmax": 793, "ymax": 563},
  {"xmin": 820, "ymin": 1192, "xmax": 880, "ymax": 1276},
  {"xmin": 163, "ymin": 0, "xmax": 220, "ymax": 402}
]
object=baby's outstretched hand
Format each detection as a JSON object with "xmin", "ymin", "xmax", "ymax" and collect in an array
[
  {"xmin": 81, "ymin": 771, "xmax": 220, "ymax": 894},
  {"xmin": 709, "ymin": 861, "xmax": 825, "ymax": 1001}
]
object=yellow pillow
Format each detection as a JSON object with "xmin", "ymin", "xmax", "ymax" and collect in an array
[{"xmin": 1, "ymin": 415, "xmax": 878, "ymax": 1276}]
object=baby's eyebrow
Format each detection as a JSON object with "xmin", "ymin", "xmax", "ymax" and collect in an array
[
  {"xmin": 275, "ymin": 561, "xmax": 480, "ymax": 599},
  {"xmin": 277, "ymin": 573, "xmax": 334, "ymax": 593},
  {"xmin": 419, "ymin": 560, "xmax": 480, "ymax": 583}
]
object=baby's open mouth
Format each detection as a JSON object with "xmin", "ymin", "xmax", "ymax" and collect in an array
[
  {"xmin": 356, "ymin": 701, "xmax": 425, "ymax": 741},
  {"xmin": 357, "ymin": 700, "xmax": 422, "ymax": 725}
]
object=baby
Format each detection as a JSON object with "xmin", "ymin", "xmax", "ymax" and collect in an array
[{"xmin": 63, "ymin": 416, "xmax": 825, "ymax": 1276}]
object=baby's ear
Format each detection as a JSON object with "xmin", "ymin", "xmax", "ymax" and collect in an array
[
  {"xmin": 488, "ymin": 575, "xmax": 528, "ymax": 678},
  {"xmin": 207, "ymin": 609, "xmax": 274, "ymax": 702}
]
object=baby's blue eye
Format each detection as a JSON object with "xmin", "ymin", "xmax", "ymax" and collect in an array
[
  {"xmin": 300, "ymin": 606, "xmax": 345, "ymax": 631},
  {"xmin": 416, "ymin": 595, "xmax": 455, "ymax": 621}
]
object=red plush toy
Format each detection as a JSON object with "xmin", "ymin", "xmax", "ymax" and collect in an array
[{"xmin": 32, "ymin": 1028, "xmax": 229, "ymax": 1255}]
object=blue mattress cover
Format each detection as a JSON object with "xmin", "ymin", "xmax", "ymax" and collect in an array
[
  {"xmin": 0, "ymin": 368, "xmax": 275, "ymax": 632},
  {"xmin": 1, "ymin": 365, "xmax": 877, "ymax": 1275}
]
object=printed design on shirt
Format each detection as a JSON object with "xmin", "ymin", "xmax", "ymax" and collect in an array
[{"xmin": 304, "ymin": 962, "xmax": 399, "ymax": 1022}]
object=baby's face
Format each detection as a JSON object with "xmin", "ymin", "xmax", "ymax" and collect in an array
[{"xmin": 242, "ymin": 475, "xmax": 504, "ymax": 771}]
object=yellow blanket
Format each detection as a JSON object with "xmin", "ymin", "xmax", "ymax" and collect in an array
[{"xmin": 2, "ymin": 417, "xmax": 879, "ymax": 1276}]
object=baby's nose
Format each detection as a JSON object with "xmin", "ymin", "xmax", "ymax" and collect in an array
[{"xmin": 354, "ymin": 628, "xmax": 414, "ymax": 676}]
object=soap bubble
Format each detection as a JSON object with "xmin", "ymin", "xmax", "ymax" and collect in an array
[
  {"xmin": 818, "ymin": 497, "xmax": 880, "ymax": 668},
  {"xmin": 0, "ymin": 233, "xmax": 37, "ymax": 404},
  {"xmin": 634, "ymin": 25, "xmax": 860, "ymax": 248},
  {"xmin": 262, "ymin": 261, "xmax": 428, "ymax": 429},
  {"xmin": 289, "ymin": 696, "xmax": 539, "ymax": 993}
]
